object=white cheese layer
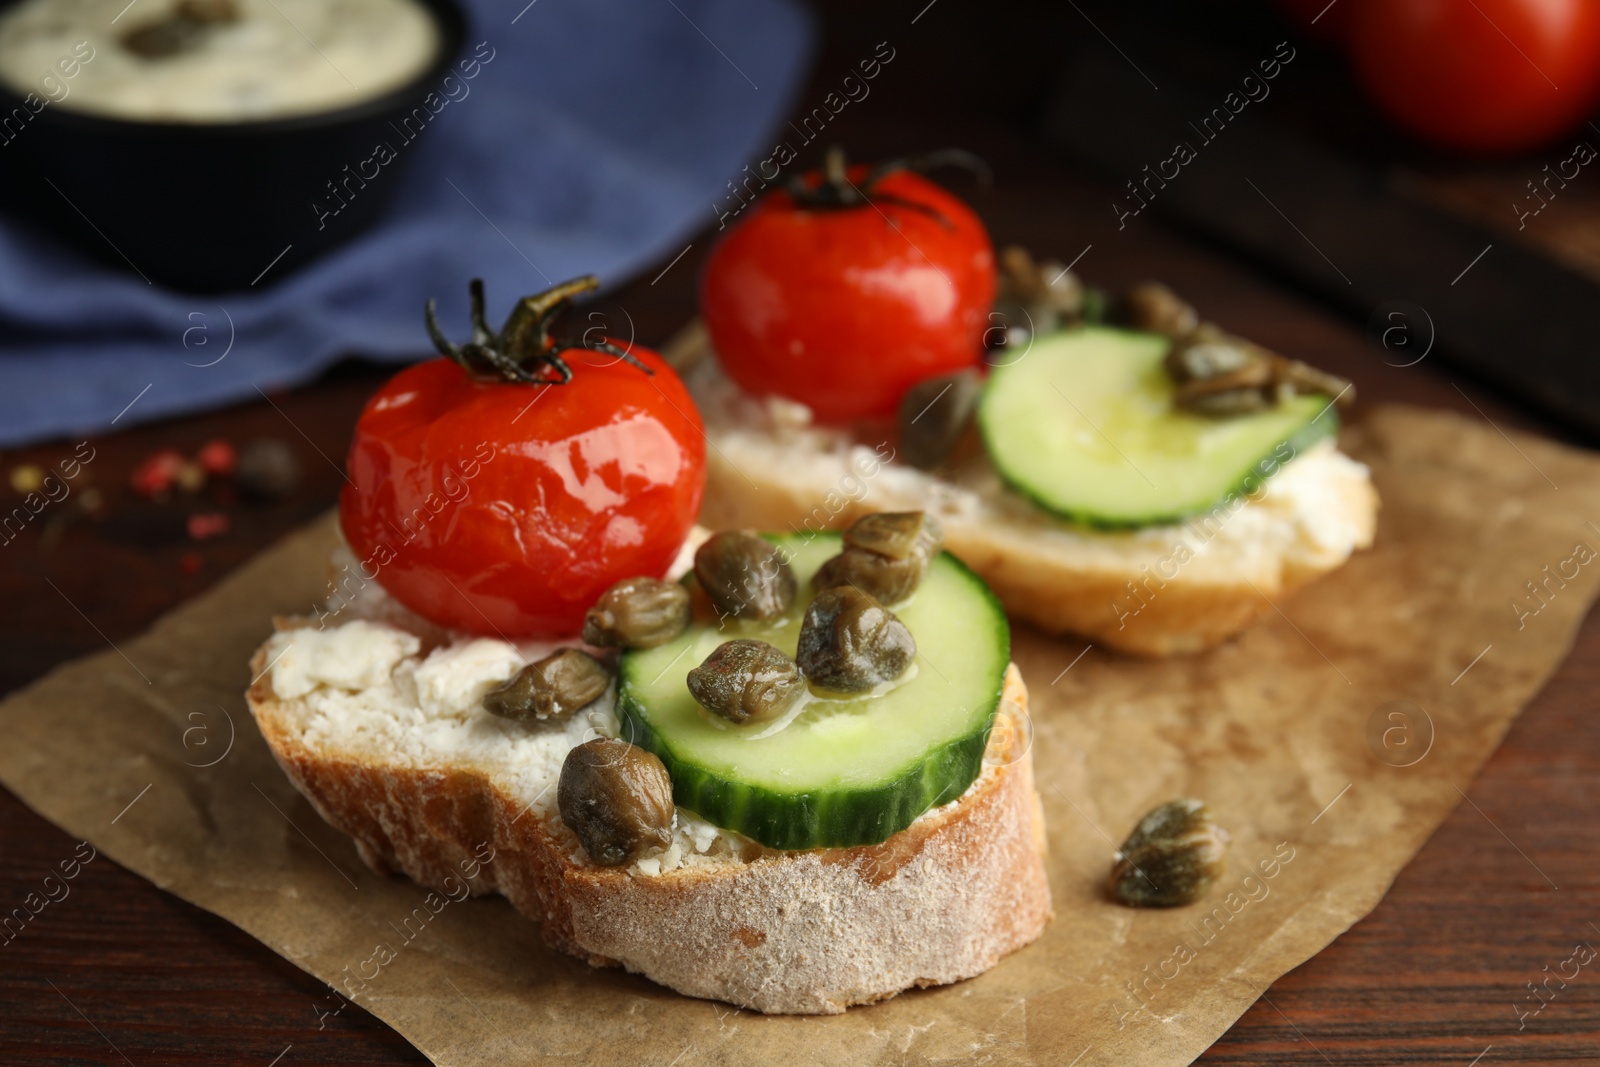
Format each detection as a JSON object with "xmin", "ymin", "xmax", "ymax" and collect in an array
[
  {"xmin": 265, "ymin": 540, "xmax": 757, "ymax": 876},
  {"xmin": 266, "ymin": 621, "xmax": 613, "ymax": 816},
  {"xmin": 269, "ymin": 619, "xmax": 418, "ymax": 700}
]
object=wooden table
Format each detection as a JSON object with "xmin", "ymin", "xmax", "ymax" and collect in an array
[{"xmin": 3, "ymin": 2, "xmax": 1596, "ymax": 1062}]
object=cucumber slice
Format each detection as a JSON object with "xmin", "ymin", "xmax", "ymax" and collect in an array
[
  {"xmin": 616, "ymin": 534, "xmax": 1009, "ymax": 850},
  {"xmin": 978, "ymin": 326, "xmax": 1337, "ymax": 527}
]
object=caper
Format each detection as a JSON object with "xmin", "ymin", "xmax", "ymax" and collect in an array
[
  {"xmin": 1165, "ymin": 323, "xmax": 1353, "ymax": 418},
  {"xmin": 999, "ymin": 245, "xmax": 1041, "ymax": 297},
  {"xmin": 1178, "ymin": 387, "xmax": 1273, "ymax": 417},
  {"xmin": 1174, "ymin": 359, "xmax": 1274, "ymax": 410},
  {"xmin": 1169, "ymin": 332, "xmax": 1355, "ymax": 417},
  {"xmin": 1108, "ymin": 798, "xmax": 1230, "ymax": 907},
  {"xmin": 483, "ymin": 648, "xmax": 610, "ymax": 723},
  {"xmin": 813, "ymin": 548, "xmax": 923, "ymax": 604},
  {"xmin": 694, "ymin": 532, "xmax": 795, "ymax": 622},
  {"xmin": 1164, "ymin": 335, "xmax": 1260, "ymax": 385},
  {"xmin": 558, "ymin": 738, "xmax": 675, "ymax": 867},
  {"xmin": 992, "ymin": 246, "xmax": 1088, "ymax": 352},
  {"xmin": 583, "ymin": 576, "xmax": 691, "ymax": 649},
  {"xmin": 843, "ymin": 511, "xmax": 944, "ymax": 562},
  {"xmin": 998, "ymin": 245, "xmax": 1084, "ymax": 319},
  {"xmin": 796, "ymin": 587, "xmax": 916, "ymax": 693},
  {"xmin": 815, "ymin": 511, "xmax": 945, "ymax": 603},
  {"xmin": 1114, "ymin": 282, "xmax": 1199, "ymax": 338},
  {"xmin": 899, "ymin": 370, "xmax": 983, "ymax": 470},
  {"xmin": 1278, "ymin": 359, "xmax": 1355, "ymax": 406},
  {"xmin": 686, "ymin": 639, "xmax": 804, "ymax": 724}
]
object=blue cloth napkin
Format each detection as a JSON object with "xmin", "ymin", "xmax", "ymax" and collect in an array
[{"xmin": 0, "ymin": 0, "xmax": 812, "ymax": 447}]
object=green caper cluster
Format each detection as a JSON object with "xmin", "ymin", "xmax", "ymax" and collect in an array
[
  {"xmin": 546, "ymin": 568, "xmax": 707, "ymax": 868},
  {"xmin": 1106, "ymin": 280, "xmax": 1353, "ymax": 417},
  {"xmin": 683, "ymin": 512, "xmax": 938, "ymax": 725},
  {"xmin": 813, "ymin": 511, "xmax": 944, "ymax": 605},
  {"xmin": 544, "ymin": 572, "xmax": 694, "ymax": 869},
  {"xmin": 554, "ymin": 515, "xmax": 939, "ymax": 867}
]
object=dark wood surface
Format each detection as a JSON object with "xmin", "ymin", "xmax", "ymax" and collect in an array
[{"xmin": 4, "ymin": 2, "xmax": 1598, "ymax": 1063}]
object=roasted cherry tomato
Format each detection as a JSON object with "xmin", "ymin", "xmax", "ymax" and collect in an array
[
  {"xmin": 1349, "ymin": 0, "xmax": 1600, "ymax": 155},
  {"xmin": 700, "ymin": 149, "xmax": 996, "ymax": 423},
  {"xmin": 340, "ymin": 277, "xmax": 706, "ymax": 637}
]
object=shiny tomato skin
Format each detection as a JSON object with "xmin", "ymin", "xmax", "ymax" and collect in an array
[
  {"xmin": 1349, "ymin": 0, "xmax": 1600, "ymax": 154},
  {"xmin": 701, "ymin": 168, "xmax": 995, "ymax": 423},
  {"xmin": 339, "ymin": 346, "xmax": 705, "ymax": 637}
]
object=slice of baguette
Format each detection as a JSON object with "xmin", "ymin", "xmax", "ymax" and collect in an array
[
  {"xmin": 671, "ymin": 324, "xmax": 1378, "ymax": 657},
  {"xmin": 246, "ymin": 619, "xmax": 1050, "ymax": 1015}
]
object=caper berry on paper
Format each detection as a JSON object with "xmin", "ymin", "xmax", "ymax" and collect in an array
[
  {"xmin": 686, "ymin": 639, "xmax": 804, "ymax": 724},
  {"xmin": 1109, "ymin": 797, "xmax": 1230, "ymax": 907},
  {"xmin": 483, "ymin": 648, "xmax": 610, "ymax": 724},
  {"xmin": 557, "ymin": 738, "xmax": 674, "ymax": 867},
  {"xmin": 796, "ymin": 586, "xmax": 916, "ymax": 693},
  {"xmin": 583, "ymin": 576, "xmax": 691, "ymax": 649},
  {"xmin": 694, "ymin": 531, "xmax": 796, "ymax": 622}
]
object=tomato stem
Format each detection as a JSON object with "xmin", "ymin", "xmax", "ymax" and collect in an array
[
  {"xmin": 783, "ymin": 145, "xmax": 991, "ymax": 226},
  {"xmin": 424, "ymin": 276, "xmax": 654, "ymax": 386}
]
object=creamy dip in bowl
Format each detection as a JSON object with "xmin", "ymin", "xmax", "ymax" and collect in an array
[
  {"xmin": 0, "ymin": 0, "xmax": 465, "ymax": 291},
  {"xmin": 0, "ymin": 0, "xmax": 439, "ymax": 123}
]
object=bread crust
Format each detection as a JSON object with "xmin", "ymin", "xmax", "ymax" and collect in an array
[{"xmin": 248, "ymin": 641, "xmax": 1051, "ymax": 1015}]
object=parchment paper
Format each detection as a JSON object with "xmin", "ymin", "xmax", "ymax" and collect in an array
[{"xmin": 3, "ymin": 404, "xmax": 1598, "ymax": 1067}]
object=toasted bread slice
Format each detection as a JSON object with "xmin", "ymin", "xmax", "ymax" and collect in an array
[
  {"xmin": 671, "ymin": 324, "xmax": 1378, "ymax": 657},
  {"xmin": 246, "ymin": 615, "xmax": 1050, "ymax": 1015}
]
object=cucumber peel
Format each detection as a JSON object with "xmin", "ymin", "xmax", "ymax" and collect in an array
[
  {"xmin": 978, "ymin": 326, "xmax": 1338, "ymax": 528},
  {"xmin": 616, "ymin": 534, "xmax": 1010, "ymax": 850}
]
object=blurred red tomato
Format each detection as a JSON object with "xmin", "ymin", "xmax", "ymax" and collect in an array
[
  {"xmin": 1348, "ymin": 0, "xmax": 1600, "ymax": 154},
  {"xmin": 701, "ymin": 163, "xmax": 994, "ymax": 423},
  {"xmin": 1277, "ymin": 0, "xmax": 1353, "ymax": 45}
]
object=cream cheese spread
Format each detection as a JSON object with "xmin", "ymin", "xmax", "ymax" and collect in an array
[
  {"xmin": 0, "ymin": 0, "xmax": 438, "ymax": 122},
  {"xmin": 265, "ymin": 537, "xmax": 765, "ymax": 876}
]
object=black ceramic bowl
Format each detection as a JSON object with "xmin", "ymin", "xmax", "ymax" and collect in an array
[{"xmin": 0, "ymin": 0, "xmax": 466, "ymax": 293}]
